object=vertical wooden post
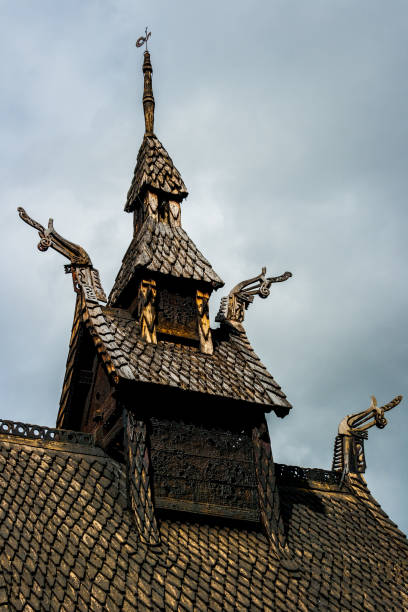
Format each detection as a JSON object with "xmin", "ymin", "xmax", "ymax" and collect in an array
[
  {"xmin": 138, "ymin": 279, "xmax": 157, "ymax": 344},
  {"xmin": 125, "ymin": 410, "xmax": 160, "ymax": 545},
  {"xmin": 168, "ymin": 200, "xmax": 181, "ymax": 227},
  {"xmin": 253, "ymin": 420, "xmax": 299, "ymax": 572},
  {"xmin": 196, "ymin": 289, "xmax": 213, "ymax": 355}
]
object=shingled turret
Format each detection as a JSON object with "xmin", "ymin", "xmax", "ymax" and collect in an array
[
  {"xmin": 110, "ymin": 48, "xmax": 222, "ymax": 356},
  {"xmin": 125, "ymin": 49, "xmax": 188, "ymax": 212},
  {"xmin": 16, "ymin": 44, "xmax": 291, "ymax": 556}
]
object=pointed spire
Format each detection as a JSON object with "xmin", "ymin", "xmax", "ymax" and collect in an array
[
  {"xmin": 142, "ymin": 50, "xmax": 155, "ymax": 134},
  {"xmin": 136, "ymin": 29, "xmax": 155, "ymax": 134}
]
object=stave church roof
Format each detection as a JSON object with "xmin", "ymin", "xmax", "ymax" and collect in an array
[
  {"xmin": 6, "ymin": 39, "xmax": 407, "ymax": 612},
  {"xmin": 0, "ymin": 425, "xmax": 407, "ymax": 611}
]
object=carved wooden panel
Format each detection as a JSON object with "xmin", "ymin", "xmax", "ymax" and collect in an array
[
  {"xmin": 150, "ymin": 417, "xmax": 259, "ymax": 521},
  {"xmin": 157, "ymin": 287, "xmax": 198, "ymax": 340}
]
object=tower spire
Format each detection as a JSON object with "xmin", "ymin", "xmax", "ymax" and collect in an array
[
  {"xmin": 142, "ymin": 50, "xmax": 155, "ymax": 134},
  {"xmin": 136, "ymin": 29, "xmax": 155, "ymax": 135}
]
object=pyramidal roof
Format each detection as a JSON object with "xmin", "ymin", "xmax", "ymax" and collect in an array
[
  {"xmin": 110, "ymin": 47, "xmax": 222, "ymax": 306},
  {"xmin": 125, "ymin": 49, "xmax": 188, "ymax": 212},
  {"xmin": 109, "ymin": 216, "xmax": 223, "ymax": 305},
  {"xmin": 125, "ymin": 134, "xmax": 188, "ymax": 211}
]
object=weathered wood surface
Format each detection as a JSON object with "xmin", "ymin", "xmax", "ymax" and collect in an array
[
  {"xmin": 125, "ymin": 134, "xmax": 188, "ymax": 212},
  {"xmin": 108, "ymin": 216, "xmax": 223, "ymax": 308},
  {"xmin": 1, "ymin": 432, "xmax": 407, "ymax": 610}
]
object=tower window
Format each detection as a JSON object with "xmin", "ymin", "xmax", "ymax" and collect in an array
[{"xmin": 158, "ymin": 199, "xmax": 169, "ymax": 223}]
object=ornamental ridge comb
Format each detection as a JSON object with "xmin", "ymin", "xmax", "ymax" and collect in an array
[
  {"xmin": 215, "ymin": 267, "xmax": 292, "ymax": 332},
  {"xmin": 17, "ymin": 207, "xmax": 107, "ymax": 303},
  {"xmin": 332, "ymin": 394, "xmax": 403, "ymax": 478}
]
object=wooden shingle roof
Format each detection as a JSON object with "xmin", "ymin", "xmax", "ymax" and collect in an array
[
  {"xmin": 1, "ymin": 429, "xmax": 407, "ymax": 611},
  {"xmin": 109, "ymin": 217, "xmax": 224, "ymax": 306},
  {"xmin": 125, "ymin": 134, "xmax": 188, "ymax": 212},
  {"xmin": 59, "ymin": 292, "xmax": 291, "ymax": 419},
  {"xmin": 102, "ymin": 306, "xmax": 290, "ymax": 411}
]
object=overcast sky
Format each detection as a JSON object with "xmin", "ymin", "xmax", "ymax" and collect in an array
[{"xmin": 1, "ymin": 1, "xmax": 407, "ymax": 533}]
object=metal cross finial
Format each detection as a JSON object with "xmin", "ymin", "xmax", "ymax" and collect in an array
[{"xmin": 136, "ymin": 27, "xmax": 151, "ymax": 51}]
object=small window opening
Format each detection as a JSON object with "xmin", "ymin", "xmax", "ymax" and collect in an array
[{"xmin": 158, "ymin": 200, "xmax": 169, "ymax": 223}]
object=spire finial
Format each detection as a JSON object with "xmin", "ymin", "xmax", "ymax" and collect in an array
[{"xmin": 136, "ymin": 28, "xmax": 154, "ymax": 134}]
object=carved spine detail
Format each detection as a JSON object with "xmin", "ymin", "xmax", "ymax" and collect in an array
[
  {"xmin": 252, "ymin": 422, "xmax": 299, "ymax": 572},
  {"xmin": 216, "ymin": 267, "xmax": 292, "ymax": 332},
  {"xmin": 196, "ymin": 289, "xmax": 213, "ymax": 355},
  {"xmin": 72, "ymin": 266, "xmax": 107, "ymax": 303},
  {"xmin": 125, "ymin": 411, "xmax": 160, "ymax": 546},
  {"xmin": 17, "ymin": 207, "xmax": 107, "ymax": 302},
  {"xmin": 138, "ymin": 279, "xmax": 157, "ymax": 343},
  {"xmin": 332, "ymin": 395, "xmax": 403, "ymax": 476}
]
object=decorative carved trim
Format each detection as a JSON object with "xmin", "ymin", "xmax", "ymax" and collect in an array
[
  {"xmin": 275, "ymin": 464, "xmax": 342, "ymax": 486},
  {"xmin": 18, "ymin": 207, "xmax": 90, "ymax": 265},
  {"xmin": 125, "ymin": 411, "xmax": 160, "ymax": 546},
  {"xmin": 70, "ymin": 266, "xmax": 105, "ymax": 303},
  {"xmin": 142, "ymin": 50, "xmax": 155, "ymax": 135},
  {"xmin": 138, "ymin": 279, "xmax": 157, "ymax": 343},
  {"xmin": 146, "ymin": 191, "xmax": 159, "ymax": 217},
  {"xmin": 216, "ymin": 267, "xmax": 292, "ymax": 331},
  {"xmin": 196, "ymin": 289, "xmax": 213, "ymax": 354},
  {"xmin": 332, "ymin": 395, "xmax": 403, "ymax": 476},
  {"xmin": 134, "ymin": 191, "xmax": 159, "ymax": 236},
  {"xmin": 252, "ymin": 422, "xmax": 300, "ymax": 574},
  {"xmin": 0, "ymin": 419, "xmax": 94, "ymax": 446},
  {"xmin": 168, "ymin": 200, "xmax": 181, "ymax": 227},
  {"xmin": 18, "ymin": 207, "xmax": 107, "ymax": 302}
]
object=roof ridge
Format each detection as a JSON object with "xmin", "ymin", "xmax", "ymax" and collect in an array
[
  {"xmin": 348, "ymin": 474, "xmax": 408, "ymax": 548},
  {"xmin": 0, "ymin": 418, "xmax": 95, "ymax": 447}
]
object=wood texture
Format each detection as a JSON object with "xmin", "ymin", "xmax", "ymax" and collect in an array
[
  {"xmin": 108, "ymin": 216, "xmax": 223, "ymax": 308},
  {"xmin": 125, "ymin": 410, "xmax": 160, "ymax": 546},
  {"xmin": 196, "ymin": 288, "xmax": 213, "ymax": 354},
  {"xmin": 137, "ymin": 279, "xmax": 157, "ymax": 344},
  {"xmin": 0, "ymin": 431, "xmax": 407, "ymax": 610},
  {"xmin": 125, "ymin": 134, "xmax": 188, "ymax": 212}
]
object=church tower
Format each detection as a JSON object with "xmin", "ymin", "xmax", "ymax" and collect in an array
[
  {"xmin": 11, "ymin": 38, "xmax": 406, "ymax": 610},
  {"xmin": 19, "ymin": 44, "xmax": 295, "ymax": 564}
]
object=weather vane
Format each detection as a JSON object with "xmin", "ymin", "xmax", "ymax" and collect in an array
[{"xmin": 136, "ymin": 27, "xmax": 151, "ymax": 51}]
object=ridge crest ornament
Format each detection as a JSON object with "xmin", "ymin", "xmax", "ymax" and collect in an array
[
  {"xmin": 216, "ymin": 267, "xmax": 292, "ymax": 332},
  {"xmin": 332, "ymin": 394, "xmax": 403, "ymax": 479},
  {"xmin": 17, "ymin": 207, "xmax": 107, "ymax": 303}
]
